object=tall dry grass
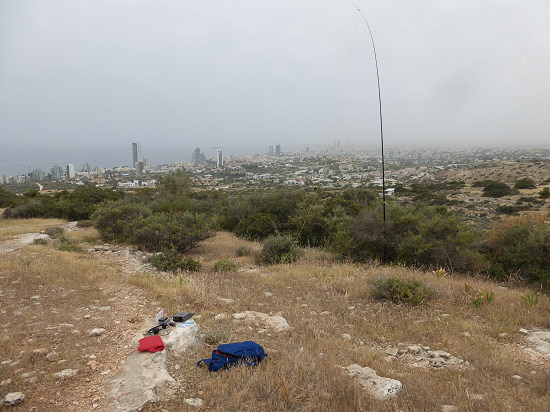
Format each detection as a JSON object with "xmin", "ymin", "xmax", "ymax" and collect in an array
[{"xmin": 129, "ymin": 232, "xmax": 550, "ymax": 411}]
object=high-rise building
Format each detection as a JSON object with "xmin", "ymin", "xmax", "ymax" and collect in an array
[
  {"xmin": 191, "ymin": 147, "xmax": 206, "ymax": 164},
  {"xmin": 275, "ymin": 145, "xmax": 281, "ymax": 156},
  {"xmin": 216, "ymin": 149, "xmax": 224, "ymax": 168},
  {"xmin": 31, "ymin": 169, "xmax": 45, "ymax": 182},
  {"xmin": 143, "ymin": 157, "xmax": 148, "ymax": 167},
  {"xmin": 66, "ymin": 164, "xmax": 75, "ymax": 179},
  {"xmin": 132, "ymin": 142, "xmax": 142, "ymax": 168},
  {"xmin": 269, "ymin": 146, "xmax": 274, "ymax": 155},
  {"xmin": 137, "ymin": 161, "xmax": 144, "ymax": 175},
  {"xmin": 82, "ymin": 163, "xmax": 91, "ymax": 172},
  {"xmin": 51, "ymin": 166, "xmax": 64, "ymax": 181}
]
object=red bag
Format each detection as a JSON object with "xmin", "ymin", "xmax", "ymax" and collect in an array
[{"xmin": 138, "ymin": 335, "xmax": 165, "ymax": 353}]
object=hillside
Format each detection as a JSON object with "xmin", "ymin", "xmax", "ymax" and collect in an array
[{"xmin": 1, "ymin": 219, "xmax": 550, "ymax": 411}]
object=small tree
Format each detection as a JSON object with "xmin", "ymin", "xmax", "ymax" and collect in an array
[
  {"xmin": 539, "ymin": 187, "xmax": 550, "ymax": 199},
  {"xmin": 514, "ymin": 178, "xmax": 537, "ymax": 189}
]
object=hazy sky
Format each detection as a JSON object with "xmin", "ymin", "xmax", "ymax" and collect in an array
[{"xmin": 1, "ymin": 0, "xmax": 549, "ymax": 174}]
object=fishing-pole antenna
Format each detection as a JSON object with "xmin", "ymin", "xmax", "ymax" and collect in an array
[{"xmin": 355, "ymin": 5, "xmax": 386, "ymax": 223}]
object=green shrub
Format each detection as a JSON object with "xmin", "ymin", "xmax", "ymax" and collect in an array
[
  {"xmin": 371, "ymin": 277, "xmax": 435, "ymax": 306},
  {"xmin": 486, "ymin": 216, "xmax": 550, "ymax": 286},
  {"xmin": 482, "ymin": 181, "xmax": 512, "ymax": 198},
  {"xmin": 181, "ymin": 257, "xmax": 202, "ymax": 272},
  {"xmin": 213, "ymin": 259, "xmax": 238, "ymax": 273},
  {"xmin": 56, "ymin": 242, "xmax": 84, "ymax": 253},
  {"xmin": 129, "ymin": 212, "xmax": 213, "ymax": 253},
  {"xmin": 33, "ymin": 238, "xmax": 49, "ymax": 246},
  {"xmin": 149, "ymin": 253, "xmax": 202, "ymax": 272},
  {"xmin": 514, "ymin": 178, "xmax": 537, "ymax": 189},
  {"xmin": 257, "ymin": 235, "xmax": 303, "ymax": 264},
  {"xmin": 76, "ymin": 220, "xmax": 94, "ymax": 227},
  {"xmin": 45, "ymin": 226, "xmax": 64, "ymax": 238},
  {"xmin": 539, "ymin": 187, "xmax": 550, "ymax": 199},
  {"xmin": 92, "ymin": 199, "xmax": 152, "ymax": 243}
]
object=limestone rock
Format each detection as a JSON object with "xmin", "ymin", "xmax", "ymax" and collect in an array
[
  {"xmin": 3, "ymin": 392, "xmax": 25, "ymax": 406},
  {"xmin": 46, "ymin": 351, "xmax": 58, "ymax": 362},
  {"xmin": 107, "ymin": 321, "xmax": 201, "ymax": 412},
  {"xmin": 342, "ymin": 333, "xmax": 352, "ymax": 341},
  {"xmin": 441, "ymin": 405, "xmax": 459, "ymax": 412},
  {"xmin": 385, "ymin": 347, "xmax": 399, "ymax": 357},
  {"xmin": 90, "ymin": 328, "xmax": 106, "ymax": 336},
  {"xmin": 53, "ymin": 369, "xmax": 78, "ymax": 380},
  {"xmin": 345, "ymin": 364, "xmax": 402, "ymax": 399},
  {"xmin": 524, "ymin": 329, "xmax": 550, "ymax": 359},
  {"xmin": 184, "ymin": 398, "xmax": 204, "ymax": 407},
  {"xmin": 232, "ymin": 311, "xmax": 290, "ymax": 332}
]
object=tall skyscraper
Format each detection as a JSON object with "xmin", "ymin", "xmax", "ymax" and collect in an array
[
  {"xmin": 275, "ymin": 144, "xmax": 281, "ymax": 156},
  {"xmin": 216, "ymin": 149, "xmax": 223, "ymax": 168},
  {"xmin": 269, "ymin": 146, "xmax": 274, "ymax": 155},
  {"xmin": 192, "ymin": 148, "xmax": 206, "ymax": 164},
  {"xmin": 66, "ymin": 164, "xmax": 75, "ymax": 179},
  {"xmin": 132, "ymin": 142, "xmax": 142, "ymax": 168}
]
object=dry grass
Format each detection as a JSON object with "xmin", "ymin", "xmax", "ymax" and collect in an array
[
  {"xmin": 0, "ymin": 244, "xmax": 121, "ymax": 410},
  {"xmin": 0, "ymin": 217, "xmax": 65, "ymax": 241},
  {"xmin": 128, "ymin": 232, "xmax": 550, "ymax": 411},
  {"xmin": 3, "ymin": 223, "xmax": 550, "ymax": 411},
  {"xmin": 64, "ymin": 227, "xmax": 102, "ymax": 244}
]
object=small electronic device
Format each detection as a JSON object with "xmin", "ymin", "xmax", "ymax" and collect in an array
[
  {"xmin": 173, "ymin": 312, "xmax": 193, "ymax": 323},
  {"xmin": 157, "ymin": 316, "xmax": 170, "ymax": 326}
]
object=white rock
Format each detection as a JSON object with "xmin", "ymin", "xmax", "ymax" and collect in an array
[
  {"xmin": 345, "ymin": 364, "xmax": 402, "ymax": 399},
  {"xmin": 3, "ymin": 392, "xmax": 25, "ymax": 406},
  {"xmin": 264, "ymin": 292, "xmax": 274, "ymax": 297},
  {"xmin": 219, "ymin": 298, "xmax": 234, "ymax": 305},
  {"xmin": 342, "ymin": 333, "xmax": 352, "ymax": 341},
  {"xmin": 385, "ymin": 347, "xmax": 399, "ymax": 357},
  {"xmin": 441, "ymin": 405, "xmax": 459, "ymax": 412},
  {"xmin": 90, "ymin": 328, "xmax": 106, "ymax": 336},
  {"xmin": 53, "ymin": 369, "xmax": 78, "ymax": 380},
  {"xmin": 184, "ymin": 398, "xmax": 203, "ymax": 407},
  {"xmin": 512, "ymin": 375, "xmax": 522, "ymax": 380},
  {"xmin": 214, "ymin": 313, "xmax": 227, "ymax": 321},
  {"xmin": 46, "ymin": 351, "xmax": 58, "ymax": 362},
  {"xmin": 232, "ymin": 311, "xmax": 290, "ymax": 332},
  {"xmin": 107, "ymin": 321, "xmax": 201, "ymax": 412}
]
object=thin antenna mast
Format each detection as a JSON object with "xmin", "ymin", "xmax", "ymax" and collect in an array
[{"xmin": 355, "ymin": 6, "xmax": 386, "ymax": 223}]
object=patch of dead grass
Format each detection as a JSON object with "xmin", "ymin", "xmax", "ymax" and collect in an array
[{"xmin": 0, "ymin": 217, "xmax": 65, "ymax": 241}]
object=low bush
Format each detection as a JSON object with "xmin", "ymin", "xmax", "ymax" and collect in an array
[
  {"xmin": 483, "ymin": 181, "xmax": 512, "ymax": 198},
  {"xmin": 149, "ymin": 253, "xmax": 202, "ymax": 273},
  {"xmin": 539, "ymin": 187, "xmax": 550, "ymax": 199},
  {"xmin": 257, "ymin": 235, "xmax": 302, "ymax": 264},
  {"xmin": 213, "ymin": 259, "xmax": 238, "ymax": 273},
  {"xmin": 76, "ymin": 220, "xmax": 94, "ymax": 227},
  {"xmin": 56, "ymin": 242, "xmax": 84, "ymax": 253},
  {"xmin": 33, "ymin": 238, "xmax": 49, "ymax": 246},
  {"xmin": 371, "ymin": 277, "xmax": 435, "ymax": 306},
  {"xmin": 514, "ymin": 178, "xmax": 537, "ymax": 189}
]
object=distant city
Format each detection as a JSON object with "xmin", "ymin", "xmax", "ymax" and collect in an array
[{"xmin": 1, "ymin": 144, "xmax": 549, "ymax": 192}]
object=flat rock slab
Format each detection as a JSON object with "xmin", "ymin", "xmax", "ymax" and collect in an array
[
  {"xmin": 232, "ymin": 311, "xmax": 290, "ymax": 332},
  {"xmin": 345, "ymin": 364, "xmax": 402, "ymax": 399},
  {"xmin": 0, "ymin": 233, "xmax": 49, "ymax": 254},
  {"xmin": 524, "ymin": 329, "xmax": 550, "ymax": 359},
  {"xmin": 106, "ymin": 321, "xmax": 200, "ymax": 412}
]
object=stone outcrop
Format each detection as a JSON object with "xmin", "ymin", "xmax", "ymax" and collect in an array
[
  {"xmin": 232, "ymin": 311, "xmax": 290, "ymax": 332},
  {"xmin": 345, "ymin": 364, "xmax": 402, "ymax": 399},
  {"xmin": 522, "ymin": 328, "xmax": 550, "ymax": 359},
  {"xmin": 106, "ymin": 321, "xmax": 201, "ymax": 412},
  {"xmin": 385, "ymin": 344, "xmax": 471, "ymax": 370}
]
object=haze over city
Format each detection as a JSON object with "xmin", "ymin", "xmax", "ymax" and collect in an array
[{"xmin": 1, "ymin": 0, "xmax": 549, "ymax": 175}]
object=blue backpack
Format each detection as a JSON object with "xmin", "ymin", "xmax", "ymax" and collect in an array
[{"xmin": 197, "ymin": 341, "xmax": 267, "ymax": 372}]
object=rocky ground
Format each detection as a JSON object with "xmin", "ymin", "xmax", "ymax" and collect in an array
[{"xmin": 2, "ymin": 222, "xmax": 550, "ymax": 411}]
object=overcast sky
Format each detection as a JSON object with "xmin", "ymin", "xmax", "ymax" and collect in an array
[{"xmin": 1, "ymin": 0, "xmax": 549, "ymax": 174}]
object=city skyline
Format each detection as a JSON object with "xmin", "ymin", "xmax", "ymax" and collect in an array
[{"xmin": 2, "ymin": 1, "xmax": 550, "ymax": 177}]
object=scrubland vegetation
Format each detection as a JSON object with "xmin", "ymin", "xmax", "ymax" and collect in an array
[
  {"xmin": 2, "ymin": 169, "xmax": 550, "ymax": 289},
  {"xmin": 1, "ymin": 191, "xmax": 550, "ymax": 410}
]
